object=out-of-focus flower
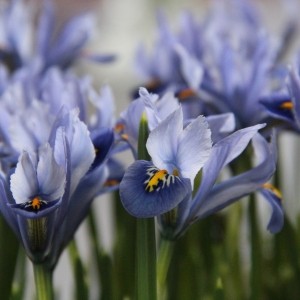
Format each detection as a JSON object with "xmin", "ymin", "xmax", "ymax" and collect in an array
[
  {"xmin": 0, "ymin": 66, "xmax": 118, "ymax": 266},
  {"xmin": 261, "ymin": 66, "xmax": 300, "ymax": 132},
  {"xmin": 134, "ymin": 0, "xmax": 295, "ymax": 131},
  {"xmin": 0, "ymin": 0, "xmax": 114, "ymax": 74}
]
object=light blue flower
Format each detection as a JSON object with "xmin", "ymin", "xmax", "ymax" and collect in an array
[
  {"xmin": 0, "ymin": 0, "xmax": 114, "ymax": 73},
  {"xmin": 0, "ymin": 107, "xmax": 113, "ymax": 266},
  {"xmin": 119, "ymin": 107, "xmax": 212, "ymax": 217},
  {"xmin": 261, "ymin": 65, "xmax": 300, "ymax": 132}
]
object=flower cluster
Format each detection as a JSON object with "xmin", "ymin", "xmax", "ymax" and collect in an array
[{"xmin": 0, "ymin": 0, "xmax": 299, "ymax": 298}]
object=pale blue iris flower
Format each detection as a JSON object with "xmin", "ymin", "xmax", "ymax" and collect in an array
[
  {"xmin": 119, "ymin": 106, "xmax": 283, "ymax": 238},
  {"xmin": 0, "ymin": 0, "xmax": 114, "ymax": 73},
  {"xmin": 0, "ymin": 108, "xmax": 111, "ymax": 266},
  {"xmin": 120, "ymin": 107, "xmax": 212, "ymax": 217}
]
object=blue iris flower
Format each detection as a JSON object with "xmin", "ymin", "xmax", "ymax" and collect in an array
[
  {"xmin": 119, "ymin": 106, "xmax": 283, "ymax": 238},
  {"xmin": 261, "ymin": 65, "xmax": 300, "ymax": 132},
  {"xmin": 0, "ymin": 107, "xmax": 113, "ymax": 266},
  {"xmin": 0, "ymin": 0, "xmax": 114, "ymax": 73},
  {"xmin": 120, "ymin": 106, "xmax": 212, "ymax": 217},
  {"xmin": 134, "ymin": 1, "xmax": 294, "ymax": 130}
]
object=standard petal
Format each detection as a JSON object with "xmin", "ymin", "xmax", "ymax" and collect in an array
[
  {"xmin": 62, "ymin": 111, "xmax": 95, "ymax": 195},
  {"xmin": 175, "ymin": 44, "xmax": 203, "ymax": 90},
  {"xmin": 119, "ymin": 160, "xmax": 191, "ymax": 218},
  {"xmin": 147, "ymin": 108, "xmax": 183, "ymax": 172},
  {"xmin": 10, "ymin": 151, "xmax": 38, "ymax": 204},
  {"xmin": 176, "ymin": 115, "xmax": 212, "ymax": 185},
  {"xmin": 37, "ymin": 144, "xmax": 66, "ymax": 201}
]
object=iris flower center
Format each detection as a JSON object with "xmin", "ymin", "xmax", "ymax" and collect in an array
[
  {"xmin": 144, "ymin": 167, "xmax": 179, "ymax": 193},
  {"xmin": 24, "ymin": 196, "xmax": 47, "ymax": 212},
  {"xmin": 279, "ymin": 101, "xmax": 293, "ymax": 110}
]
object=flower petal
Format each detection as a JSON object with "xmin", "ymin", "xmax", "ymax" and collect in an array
[
  {"xmin": 119, "ymin": 160, "xmax": 191, "ymax": 217},
  {"xmin": 191, "ymin": 133, "xmax": 276, "ymax": 221},
  {"xmin": 259, "ymin": 187, "xmax": 284, "ymax": 233},
  {"xmin": 176, "ymin": 115, "xmax": 212, "ymax": 185},
  {"xmin": 147, "ymin": 108, "xmax": 183, "ymax": 172},
  {"xmin": 190, "ymin": 124, "xmax": 266, "ymax": 218},
  {"xmin": 37, "ymin": 144, "xmax": 66, "ymax": 201},
  {"xmin": 10, "ymin": 151, "xmax": 38, "ymax": 204}
]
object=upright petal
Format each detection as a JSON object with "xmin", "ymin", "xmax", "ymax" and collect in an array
[
  {"xmin": 147, "ymin": 108, "xmax": 183, "ymax": 172},
  {"xmin": 37, "ymin": 143, "xmax": 66, "ymax": 201},
  {"xmin": 176, "ymin": 115, "xmax": 212, "ymax": 185},
  {"xmin": 10, "ymin": 151, "xmax": 38, "ymax": 204}
]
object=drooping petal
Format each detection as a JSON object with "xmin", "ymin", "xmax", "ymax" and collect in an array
[
  {"xmin": 189, "ymin": 124, "xmax": 266, "ymax": 218},
  {"xmin": 191, "ymin": 133, "xmax": 276, "ymax": 221},
  {"xmin": 259, "ymin": 187, "xmax": 284, "ymax": 233},
  {"xmin": 119, "ymin": 160, "xmax": 191, "ymax": 218},
  {"xmin": 10, "ymin": 151, "xmax": 38, "ymax": 204},
  {"xmin": 147, "ymin": 108, "xmax": 183, "ymax": 172},
  {"xmin": 176, "ymin": 115, "xmax": 212, "ymax": 185}
]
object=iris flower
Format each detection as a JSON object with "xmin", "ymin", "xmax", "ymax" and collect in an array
[
  {"xmin": 120, "ymin": 107, "xmax": 212, "ymax": 217},
  {"xmin": 0, "ymin": 0, "xmax": 114, "ymax": 73},
  {"xmin": 0, "ymin": 108, "xmax": 113, "ymax": 267},
  {"xmin": 261, "ymin": 66, "xmax": 300, "ymax": 132},
  {"xmin": 119, "ymin": 107, "xmax": 283, "ymax": 239}
]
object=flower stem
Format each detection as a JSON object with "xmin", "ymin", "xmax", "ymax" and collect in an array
[
  {"xmin": 87, "ymin": 209, "xmax": 113, "ymax": 300},
  {"xmin": 157, "ymin": 239, "xmax": 174, "ymax": 299},
  {"xmin": 68, "ymin": 239, "xmax": 89, "ymax": 300},
  {"xmin": 135, "ymin": 113, "xmax": 157, "ymax": 300},
  {"xmin": 248, "ymin": 195, "xmax": 262, "ymax": 300},
  {"xmin": 33, "ymin": 263, "xmax": 54, "ymax": 300},
  {"xmin": 136, "ymin": 218, "xmax": 157, "ymax": 300}
]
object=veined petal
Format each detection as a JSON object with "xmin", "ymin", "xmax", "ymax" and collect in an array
[
  {"xmin": 177, "ymin": 115, "xmax": 212, "ymax": 185},
  {"xmin": 11, "ymin": 151, "xmax": 38, "ymax": 204},
  {"xmin": 259, "ymin": 187, "xmax": 284, "ymax": 233},
  {"xmin": 190, "ymin": 124, "xmax": 266, "ymax": 218},
  {"xmin": 191, "ymin": 133, "xmax": 276, "ymax": 221},
  {"xmin": 119, "ymin": 160, "xmax": 191, "ymax": 218},
  {"xmin": 37, "ymin": 144, "xmax": 66, "ymax": 201},
  {"xmin": 147, "ymin": 108, "xmax": 183, "ymax": 172}
]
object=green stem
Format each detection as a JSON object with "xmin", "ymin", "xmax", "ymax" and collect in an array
[
  {"xmin": 135, "ymin": 113, "xmax": 157, "ymax": 300},
  {"xmin": 33, "ymin": 263, "xmax": 54, "ymax": 300},
  {"xmin": 136, "ymin": 218, "xmax": 157, "ymax": 300},
  {"xmin": 248, "ymin": 195, "xmax": 262, "ymax": 300},
  {"xmin": 0, "ymin": 216, "xmax": 19, "ymax": 300},
  {"xmin": 68, "ymin": 239, "xmax": 89, "ymax": 300},
  {"xmin": 157, "ymin": 239, "xmax": 174, "ymax": 298},
  {"xmin": 87, "ymin": 209, "xmax": 113, "ymax": 300}
]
